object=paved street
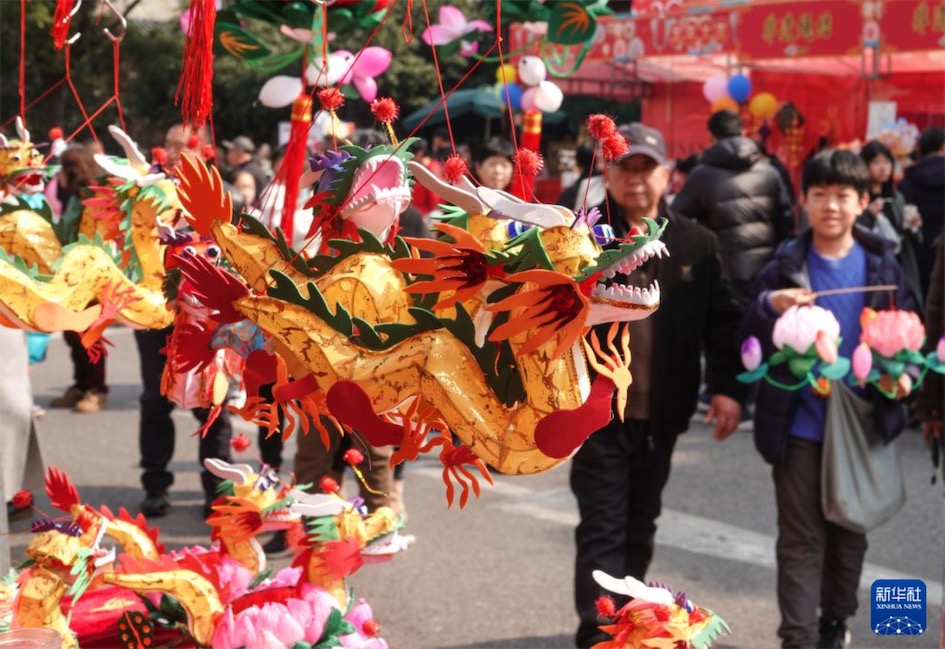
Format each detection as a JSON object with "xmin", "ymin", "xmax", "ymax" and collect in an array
[{"xmin": 9, "ymin": 328, "xmax": 944, "ymax": 648}]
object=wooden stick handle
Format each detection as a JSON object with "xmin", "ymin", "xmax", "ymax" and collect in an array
[{"xmin": 812, "ymin": 285, "xmax": 898, "ymax": 298}]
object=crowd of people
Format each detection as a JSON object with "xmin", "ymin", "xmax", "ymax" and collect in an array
[{"xmin": 1, "ymin": 111, "xmax": 942, "ymax": 649}]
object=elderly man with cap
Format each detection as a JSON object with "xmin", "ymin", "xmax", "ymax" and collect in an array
[
  {"xmin": 222, "ymin": 135, "xmax": 269, "ymax": 199},
  {"xmin": 569, "ymin": 123, "xmax": 746, "ymax": 648}
]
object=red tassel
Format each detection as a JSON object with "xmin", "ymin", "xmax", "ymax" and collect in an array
[
  {"xmin": 280, "ymin": 94, "xmax": 314, "ymax": 242},
  {"xmin": 175, "ymin": 0, "xmax": 216, "ymax": 130},
  {"xmin": 51, "ymin": 0, "xmax": 76, "ymax": 50}
]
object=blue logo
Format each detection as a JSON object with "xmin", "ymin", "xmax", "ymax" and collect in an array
[{"xmin": 871, "ymin": 579, "xmax": 926, "ymax": 636}]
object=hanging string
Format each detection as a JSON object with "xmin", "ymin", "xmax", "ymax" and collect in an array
[
  {"xmin": 401, "ymin": 0, "xmax": 414, "ymax": 44},
  {"xmin": 1, "ymin": 79, "xmax": 67, "ymax": 131},
  {"xmin": 420, "ymin": 0, "xmax": 455, "ymax": 153},
  {"xmin": 494, "ymin": 3, "xmax": 520, "ymax": 155},
  {"xmin": 112, "ymin": 40, "xmax": 125, "ymax": 131},
  {"xmin": 64, "ymin": 42, "xmax": 100, "ymax": 146},
  {"xmin": 19, "ymin": 0, "xmax": 27, "ymax": 120}
]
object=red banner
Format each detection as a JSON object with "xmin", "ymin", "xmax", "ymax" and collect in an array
[
  {"xmin": 879, "ymin": 0, "xmax": 945, "ymax": 53},
  {"xmin": 738, "ymin": 2, "xmax": 864, "ymax": 59}
]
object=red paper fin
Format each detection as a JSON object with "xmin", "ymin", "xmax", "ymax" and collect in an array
[
  {"xmin": 534, "ymin": 375, "xmax": 615, "ymax": 459},
  {"xmin": 325, "ymin": 381, "xmax": 404, "ymax": 447},
  {"xmin": 318, "ymin": 537, "xmax": 364, "ymax": 580},
  {"xmin": 274, "ymin": 373, "xmax": 320, "ymax": 403},
  {"xmin": 46, "ymin": 466, "xmax": 80, "ymax": 512}
]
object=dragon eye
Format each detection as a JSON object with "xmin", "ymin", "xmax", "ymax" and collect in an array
[
  {"xmin": 183, "ymin": 245, "xmax": 197, "ymax": 256},
  {"xmin": 507, "ymin": 221, "xmax": 532, "ymax": 238},
  {"xmin": 205, "ymin": 245, "xmax": 221, "ymax": 259},
  {"xmin": 11, "ymin": 154, "xmax": 21, "ymax": 162},
  {"xmin": 31, "ymin": 149, "xmax": 41, "ymax": 158},
  {"xmin": 592, "ymin": 223, "xmax": 615, "ymax": 245}
]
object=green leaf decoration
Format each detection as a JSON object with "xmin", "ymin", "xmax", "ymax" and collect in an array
[
  {"xmin": 503, "ymin": 226, "xmax": 554, "ymax": 273},
  {"xmin": 248, "ymin": 566, "xmax": 274, "ymax": 590},
  {"xmin": 215, "ymin": 479, "xmax": 236, "ymax": 498},
  {"xmin": 215, "ymin": 22, "xmax": 272, "ymax": 61},
  {"xmin": 293, "ymin": 643, "xmax": 314, "ymax": 649},
  {"xmin": 548, "ymin": 2, "xmax": 598, "ymax": 45},
  {"xmin": 925, "ymin": 353, "xmax": 945, "ymax": 374},
  {"xmin": 787, "ymin": 356, "xmax": 816, "ymax": 378},
  {"xmin": 877, "ymin": 358, "xmax": 906, "ymax": 378},
  {"xmin": 736, "ymin": 363, "xmax": 769, "ymax": 384},
  {"xmin": 691, "ymin": 608, "xmax": 732, "ymax": 649},
  {"xmin": 306, "ymin": 513, "xmax": 341, "ymax": 543},
  {"xmin": 769, "ymin": 350, "xmax": 788, "ymax": 366},
  {"xmin": 314, "ymin": 608, "xmax": 357, "ymax": 648},
  {"xmin": 819, "ymin": 357, "xmax": 850, "ymax": 381}
]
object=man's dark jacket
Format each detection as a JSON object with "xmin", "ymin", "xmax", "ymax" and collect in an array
[
  {"xmin": 672, "ymin": 136, "xmax": 794, "ymax": 304},
  {"xmin": 738, "ymin": 227, "xmax": 915, "ymax": 465},
  {"xmin": 602, "ymin": 201, "xmax": 747, "ymax": 436},
  {"xmin": 898, "ymin": 154, "xmax": 944, "ymax": 296}
]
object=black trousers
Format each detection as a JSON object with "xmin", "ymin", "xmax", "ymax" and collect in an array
[
  {"xmin": 257, "ymin": 382, "xmax": 284, "ymax": 470},
  {"xmin": 135, "ymin": 328, "xmax": 232, "ymax": 501},
  {"xmin": 773, "ymin": 437, "xmax": 867, "ymax": 648},
  {"xmin": 570, "ymin": 417, "xmax": 678, "ymax": 648},
  {"xmin": 63, "ymin": 330, "xmax": 107, "ymax": 393}
]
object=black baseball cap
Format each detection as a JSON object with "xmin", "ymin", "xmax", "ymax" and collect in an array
[
  {"xmin": 222, "ymin": 135, "xmax": 256, "ymax": 154},
  {"xmin": 615, "ymin": 123, "xmax": 667, "ymax": 165}
]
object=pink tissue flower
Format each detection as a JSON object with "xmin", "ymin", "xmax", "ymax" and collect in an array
[
  {"xmin": 852, "ymin": 343, "xmax": 873, "ymax": 382},
  {"xmin": 741, "ymin": 337, "xmax": 762, "ymax": 371},
  {"xmin": 860, "ymin": 309, "xmax": 925, "ymax": 358},
  {"xmin": 814, "ymin": 330, "xmax": 838, "ymax": 365},
  {"xmin": 772, "ymin": 305, "xmax": 840, "ymax": 354},
  {"xmin": 938, "ymin": 336, "xmax": 945, "ymax": 363}
]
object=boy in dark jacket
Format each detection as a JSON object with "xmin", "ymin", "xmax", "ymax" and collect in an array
[{"xmin": 729, "ymin": 150, "xmax": 915, "ymax": 648}]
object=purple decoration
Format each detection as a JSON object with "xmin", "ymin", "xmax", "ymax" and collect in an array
[{"xmin": 574, "ymin": 206, "xmax": 603, "ymax": 229}]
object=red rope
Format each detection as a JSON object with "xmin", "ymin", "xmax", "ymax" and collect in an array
[
  {"xmin": 1, "ymin": 79, "xmax": 66, "ymax": 130},
  {"xmin": 420, "ymin": 0, "xmax": 455, "ymax": 153},
  {"xmin": 19, "ymin": 0, "xmax": 26, "ymax": 120},
  {"xmin": 112, "ymin": 40, "xmax": 125, "ymax": 131},
  {"xmin": 64, "ymin": 43, "xmax": 100, "ymax": 146}
]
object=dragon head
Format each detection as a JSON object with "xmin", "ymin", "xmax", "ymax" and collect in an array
[
  {"xmin": 204, "ymin": 459, "xmax": 299, "ymax": 541},
  {"xmin": 0, "ymin": 118, "xmax": 46, "ymax": 195},
  {"xmin": 311, "ymin": 141, "xmax": 413, "ymax": 242}
]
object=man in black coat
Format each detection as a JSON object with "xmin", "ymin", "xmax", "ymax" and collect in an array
[
  {"xmin": 570, "ymin": 123, "xmax": 747, "ymax": 648},
  {"xmin": 672, "ymin": 110, "xmax": 794, "ymax": 308},
  {"xmin": 899, "ymin": 126, "xmax": 945, "ymax": 298}
]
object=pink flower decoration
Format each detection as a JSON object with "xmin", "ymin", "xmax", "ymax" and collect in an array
[
  {"xmin": 814, "ymin": 330, "xmax": 838, "ymax": 365},
  {"xmin": 860, "ymin": 309, "xmax": 925, "ymax": 358},
  {"xmin": 741, "ymin": 336, "xmax": 762, "ymax": 371},
  {"xmin": 936, "ymin": 335, "xmax": 945, "ymax": 363},
  {"xmin": 852, "ymin": 343, "xmax": 873, "ymax": 382},
  {"xmin": 421, "ymin": 5, "xmax": 493, "ymax": 46},
  {"xmin": 772, "ymin": 305, "xmax": 840, "ymax": 354}
]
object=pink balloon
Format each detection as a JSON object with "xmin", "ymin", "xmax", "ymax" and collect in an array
[
  {"xmin": 702, "ymin": 75, "xmax": 729, "ymax": 103},
  {"xmin": 520, "ymin": 87, "xmax": 539, "ymax": 112}
]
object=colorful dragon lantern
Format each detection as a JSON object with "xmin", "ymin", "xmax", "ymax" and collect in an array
[
  {"xmin": 0, "ymin": 125, "xmax": 177, "ymax": 335},
  {"xmin": 0, "ymin": 117, "xmax": 47, "ymax": 202},
  {"xmin": 167, "ymin": 152, "xmax": 665, "ymax": 493}
]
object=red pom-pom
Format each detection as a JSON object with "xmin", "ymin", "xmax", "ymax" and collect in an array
[
  {"xmin": 187, "ymin": 135, "xmax": 201, "ymax": 149},
  {"xmin": 319, "ymin": 476, "xmax": 340, "ymax": 494},
  {"xmin": 595, "ymin": 595, "xmax": 616, "ymax": 618},
  {"xmin": 48, "ymin": 127, "xmax": 64, "ymax": 140},
  {"xmin": 371, "ymin": 97, "xmax": 399, "ymax": 124},
  {"xmin": 601, "ymin": 133, "xmax": 629, "ymax": 162},
  {"xmin": 201, "ymin": 144, "xmax": 217, "ymax": 161},
  {"xmin": 11, "ymin": 489, "xmax": 32, "ymax": 510},
  {"xmin": 587, "ymin": 114, "xmax": 618, "ymax": 140},
  {"xmin": 362, "ymin": 620, "xmax": 381, "ymax": 637},
  {"xmin": 343, "ymin": 449, "xmax": 365, "ymax": 466},
  {"xmin": 513, "ymin": 148, "xmax": 543, "ymax": 178},
  {"xmin": 318, "ymin": 87, "xmax": 345, "ymax": 112},
  {"xmin": 151, "ymin": 147, "xmax": 168, "ymax": 165},
  {"xmin": 231, "ymin": 433, "xmax": 251, "ymax": 453},
  {"xmin": 443, "ymin": 154, "xmax": 468, "ymax": 185}
]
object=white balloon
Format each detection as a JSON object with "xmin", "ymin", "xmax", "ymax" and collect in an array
[
  {"xmin": 258, "ymin": 76, "xmax": 304, "ymax": 108},
  {"xmin": 534, "ymin": 81, "xmax": 563, "ymax": 112},
  {"xmin": 520, "ymin": 86, "xmax": 539, "ymax": 111},
  {"xmin": 306, "ymin": 52, "xmax": 352, "ymax": 87},
  {"xmin": 517, "ymin": 56, "xmax": 547, "ymax": 86}
]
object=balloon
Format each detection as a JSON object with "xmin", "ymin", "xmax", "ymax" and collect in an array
[
  {"xmin": 500, "ymin": 82, "xmax": 523, "ymax": 111},
  {"xmin": 495, "ymin": 64, "xmax": 517, "ymax": 84},
  {"xmin": 520, "ymin": 87, "xmax": 538, "ymax": 112},
  {"xmin": 534, "ymin": 80, "xmax": 563, "ymax": 113},
  {"xmin": 710, "ymin": 97, "xmax": 739, "ymax": 113},
  {"xmin": 748, "ymin": 92, "xmax": 778, "ymax": 119},
  {"xmin": 727, "ymin": 74, "xmax": 752, "ymax": 103},
  {"xmin": 702, "ymin": 75, "xmax": 729, "ymax": 103},
  {"xmin": 517, "ymin": 56, "xmax": 547, "ymax": 86},
  {"xmin": 258, "ymin": 76, "xmax": 304, "ymax": 108}
]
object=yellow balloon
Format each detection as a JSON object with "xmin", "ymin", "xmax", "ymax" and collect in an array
[
  {"xmin": 749, "ymin": 92, "xmax": 779, "ymax": 119},
  {"xmin": 710, "ymin": 97, "xmax": 740, "ymax": 113},
  {"xmin": 495, "ymin": 63, "xmax": 517, "ymax": 84}
]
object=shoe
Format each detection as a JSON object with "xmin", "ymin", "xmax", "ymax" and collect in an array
[
  {"xmin": 74, "ymin": 390, "xmax": 107, "ymax": 413},
  {"xmin": 262, "ymin": 531, "xmax": 292, "ymax": 557},
  {"xmin": 50, "ymin": 386, "xmax": 85, "ymax": 408},
  {"xmin": 737, "ymin": 415, "xmax": 754, "ymax": 432},
  {"xmin": 817, "ymin": 617, "xmax": 851, "ymax": 648},
  {"xmin": 141, "ymin": 491, "xmax": 170, "ymax": 518}
]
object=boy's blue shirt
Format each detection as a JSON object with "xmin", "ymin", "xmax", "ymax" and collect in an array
[{"xmin": 789, "ymin": 241, "xmax": 867, "ymax": 442}]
